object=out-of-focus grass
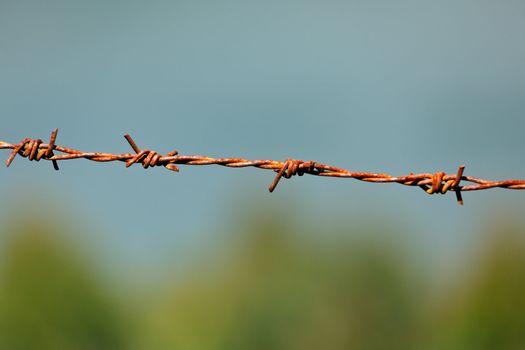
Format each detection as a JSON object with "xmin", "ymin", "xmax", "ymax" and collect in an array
[
  {"xmin": 427, "ymin": 222, "xmax": 525, "ymax": 350},
  {"xmin": 139, "ymin": 218, "xmax": 419, "ymax": 350},
  {"xmin": 1, "ymin": 205, "xmax": 525, "ymax": 349},
  {"xmin": 0, "ymin": 217, "xmax": 129, "ymax": 350}
]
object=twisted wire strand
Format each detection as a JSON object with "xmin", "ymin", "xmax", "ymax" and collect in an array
[{"xmin": 2, "ymin": 128, "xmax": 525, "ymax": 205}]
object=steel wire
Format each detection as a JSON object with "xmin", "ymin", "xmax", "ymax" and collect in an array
[{"xmin": 2, "ymin": 128, "xmax": 525, "ymax": 205}]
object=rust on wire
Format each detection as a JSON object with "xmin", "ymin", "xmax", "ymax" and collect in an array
[{"xmin": 2, "ymin": 129, "xmax": 525, "ymax": 205}]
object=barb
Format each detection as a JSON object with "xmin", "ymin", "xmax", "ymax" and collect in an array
[{"xmin": 2, "ymin": 129, "xmax": 525, "ymax": 205}]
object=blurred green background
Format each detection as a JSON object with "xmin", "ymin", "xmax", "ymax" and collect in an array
[
  {"xmin": 1, "ymin": 205, "xmax": 525, "ymax": 349},
  {"xmin": 1, "ymin": 0, "xmax": 525, "ymax": 349}
]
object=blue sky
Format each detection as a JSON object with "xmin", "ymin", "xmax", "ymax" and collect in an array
[{"xmin": 1, "ymin": 0, "xmax": 525, "ymax": 279}]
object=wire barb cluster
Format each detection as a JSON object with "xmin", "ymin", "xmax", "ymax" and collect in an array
[{"xmin": 2, "ymin": 129, "xmax": 525, "ymax": 205}]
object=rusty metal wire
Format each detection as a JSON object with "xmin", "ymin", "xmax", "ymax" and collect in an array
[{"xmin": 2, "ymin": 128, "xmax": 525, "ymax": 205}]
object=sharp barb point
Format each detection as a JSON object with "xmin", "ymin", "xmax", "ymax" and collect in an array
[{"xmin": 124, "ymin": 134, "xmax": 141, "ymax": 153}]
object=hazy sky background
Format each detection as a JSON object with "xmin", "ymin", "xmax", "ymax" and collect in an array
[{"xmin": 1, "ymin": 0, "xmax": 524, "ymax": 280}]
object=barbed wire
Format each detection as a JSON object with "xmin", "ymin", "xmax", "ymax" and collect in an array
[{"xmin": 2, "ymin": 128, "xmax": 525, "ymax": 205}]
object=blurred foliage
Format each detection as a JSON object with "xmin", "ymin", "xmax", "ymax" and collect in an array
[
  {"xmin": 0, "ymin": 219, "xmax": 128, "ymax": 350},
  {"xmin": 429, "ymin": 223, "xmax": 525, "ymax": 350},
  {"xmin": 1, "ymin": 208, "xmax": 525, "ymax": 349},
  {"xmin": 140, "ymin": 219, "xmax": 419, "ymax": 350}
]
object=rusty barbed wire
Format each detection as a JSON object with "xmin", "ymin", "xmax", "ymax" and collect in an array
[{"xmin": 2, "ymin": 128, "xmax": 525, "ymax": 205}]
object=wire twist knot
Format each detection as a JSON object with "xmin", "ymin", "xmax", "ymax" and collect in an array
[
  {"xmin": 268, "ymin": 159, "xmax": 317, "ymax": 192},
  {"xmin": 5, "ymin": 129, "xmax": 59, "ymax": 170},
  {"xmin": 124, "ymin": 134, "xmax": 179, "ymax": 172},
  {"xmin": 421, "ymin": 165, "xmax": 465, "ymax": 205}
]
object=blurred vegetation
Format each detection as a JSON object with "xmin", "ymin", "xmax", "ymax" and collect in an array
[
  {"xmin": 0, "ymin": 218, "xmax": 128, "ymax": 350},
  {"xmin": 1, "ymin": 207, "xmax": 525, "ymax": 349},
  {"xmin": 428, "ymin": 223, "xmax": 525, "ymax": 350}
]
